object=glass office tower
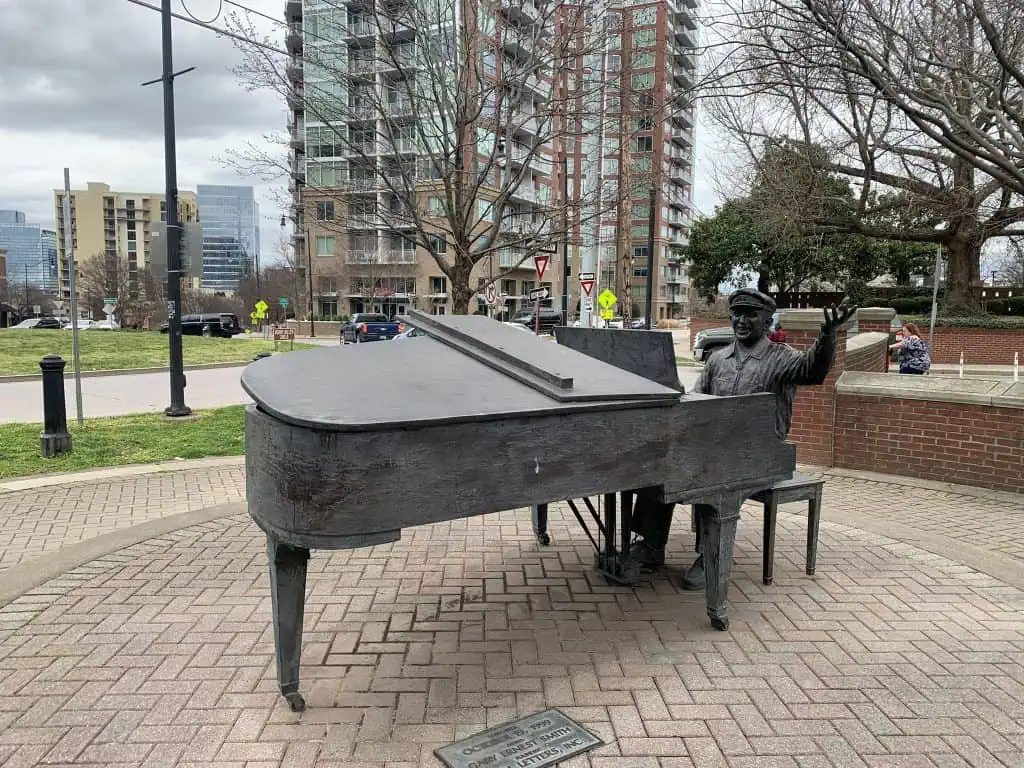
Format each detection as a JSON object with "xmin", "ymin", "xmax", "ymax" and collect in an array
[
  {"xmin": 196, "ymin": 185, "xmax": 261, "ymax": 293},
  {"xmin": 0, "ymin": 210, "xmax": 58, "ymax": 295}
]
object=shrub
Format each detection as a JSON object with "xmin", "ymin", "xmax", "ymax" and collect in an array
[
  {"xmin": 862, "ymin": 298, "xmax": 892, "ymax": 308},
  {"xmin": 986, "ymin": 299, "xmax": 1010, "ymax": 315},
  {"xmin": 1009, "ymin": 296, "xmax": 1024, "ymax": 316}
]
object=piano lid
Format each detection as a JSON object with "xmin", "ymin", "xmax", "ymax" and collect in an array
[{"xmin": 241, "ymin": 311, "xmax": 681, "ymax": 432}]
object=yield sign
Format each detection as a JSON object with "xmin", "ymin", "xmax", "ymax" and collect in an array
[
  {"xmin": 579, "ymin": 271, "xmax": 596, "ymax": 297},
  {"xmin": 533, "ymin": 253, "xmax": 550, "ymax": 281}
]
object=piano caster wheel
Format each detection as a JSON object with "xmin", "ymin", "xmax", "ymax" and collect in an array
[
  {"xmin": 536, "ymin": 533, "xmax": 551, "ymax": 546},
  {"xmin": 284, "ymin": 692, "xmax": 306, "ymax": 712}
]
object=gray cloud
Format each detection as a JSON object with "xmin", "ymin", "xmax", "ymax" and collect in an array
[{"xmin": 0, "ymin": 0, "xmax": 284, "ymax": 139}]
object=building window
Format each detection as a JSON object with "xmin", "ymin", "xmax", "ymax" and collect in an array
[
  {"xmin": 634, "ymin": 115, "xmax": 654, "ymax": 132},
  {"xmin": 633, "ymin": 29, "xmax": 656, "ymax": 48},
  {"xmin": 427, "ymin": 196, "xmax": 445, "ymax": 216},
  {"xmin": 501, "ymin": 279, "xmax": 515, "ymax": 296},
  {"xmin": 632, "ymin": 203, "xmax": 650, "ymax": 220},
  {"xmin": 633, "ymin": 245, "xmax": 649, "ymax": 262},
  {"xmin": 634, "ymin": 135, "xmax": 653, "ymax": 152},
  {"xmin": 607, "ymin": 55, "xmax": 621, "ymax": 72},
  {"xmin": 632, "ymin": 225, "xmax": 649, "ymax": 239},
  {"xmin": 318, "ymin": 298, "xmax": 338, "ymax": 318},
  {"xmin": 632, "ymin": 52, "xmax": 655, "ymax": 69},
  {"xmin": 317, "ymin": 276, "xmax": 338, "ymax": 294},
  {"xmin": 632, "ymin": 156, "xmax": 652, "ymax": 173},
  {"xmin": 633, "ymin": 7, "xmax": 656, "ymax": 25},
  {"xmin": 316, "ymin": 235, "xmax": 336, "ymax": 256},
  {"xmin": 316, "ymin": 201, "xmax": 335, "ymax": 221},
  {"xmin": 430, "ymin": 234, "xmax": 447, "ymax": 253},
  {"xmin": 631, "ymin": 72, "xmax": 654, "ymax": 90},
  {"xmin": 430, "ymin": 276, "xmax": 448, "ymax": 294}
]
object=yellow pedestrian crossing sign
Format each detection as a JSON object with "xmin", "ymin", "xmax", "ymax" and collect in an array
[
  {"xmin": 600, "ymin": 308, "xmax": 614, "ymax": 321},
  {"xmin": 598, "ymin": 289, "xmax": 617, "ymax": 310},
  {"xmin": 254, "ymin": 300, "xmax": 269, "ymax": 320}
]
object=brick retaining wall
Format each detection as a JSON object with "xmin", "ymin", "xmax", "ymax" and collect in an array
[{"xmin": 920, "ymin": 327, "xmax": 1024, "ymax": 365}]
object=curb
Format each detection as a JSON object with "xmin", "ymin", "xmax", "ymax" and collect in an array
[
  {"xmin": 0, "ymin": 455, "xmax": 246, "ymax": 493},
  {"xmin": 810, "ymin": 465, "xmax": 1024, "ymax": 508},
  {"xmin": 0, "ymin": 501, "xmax": 248, "ymax": 607},
  {"xmin": 0, "ymin": 360, "xmax": 247, "ymax": 384}
]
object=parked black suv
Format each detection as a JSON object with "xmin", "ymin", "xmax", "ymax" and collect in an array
[
  {"xmin": 507, "ymin": 306, "xmax": 563, "ymax": 333},
  {"xmin": 160, "ymin": 313, "xmax": 243, "ymax": 338}
]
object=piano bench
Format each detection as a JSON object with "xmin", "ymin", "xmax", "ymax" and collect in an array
[
  {"xmin": 749, "ymin": 473, "xmax": 824, "ymax": 586},
  {"xmin": 690, "ymin": 473, "xmax": 824, "ymax": 585}
]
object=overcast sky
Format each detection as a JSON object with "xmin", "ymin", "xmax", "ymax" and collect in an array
[{"xmin": 0, "ymin": 0, "xmax": 719, "ymax": 266}]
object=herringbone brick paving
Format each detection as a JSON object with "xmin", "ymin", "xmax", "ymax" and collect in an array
[
  {"xmin": 0, "ymin": 474, "xmax": 1022, "ymax": 768},
  {"xmin": 0, "ymin": 467, "xmax": 246, "ymax": 571}
]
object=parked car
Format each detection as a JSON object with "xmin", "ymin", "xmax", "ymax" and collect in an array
[
  {"xmin": 11, "ymin": 317, "xmax": 63, "ymax": 330},
  {"xmin": 341, "ymin": 313, "xmax": 402, "ymax": 343},
  {"xmin": 692, "ymin": 311, "xmax": 781, "ymax": 362},
  {"xmin": 159, "ymin": 313, "xmax": 243, "ymax": 338},
  {"xmin": 506, "ymin": 306, "xmax": 563, "ymax": 334},
  {"xmin": 392, "ymin": 325, "xmax": 428, "ymax": 341}
]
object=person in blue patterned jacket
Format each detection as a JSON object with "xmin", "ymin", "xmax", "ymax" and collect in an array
[{"xmin": 889, "ymin": 322, "xmax": 931, "ymax": 375}]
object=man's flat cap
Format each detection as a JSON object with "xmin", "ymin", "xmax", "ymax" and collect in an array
[{"xmin": 728, "ymin": 288, "xmax": 776, "ymax": 313}]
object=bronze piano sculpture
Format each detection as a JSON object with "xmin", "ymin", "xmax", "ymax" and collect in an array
[{"xmin": 242, "ymin": 310, "xmax": 796, "ymax": 711}]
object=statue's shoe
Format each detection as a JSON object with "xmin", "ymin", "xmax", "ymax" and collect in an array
[
  {"xmin": 629, "ymin": 540, "xmax": 665, "ymax": 569},
  {"xmin": 679, "ymin": 557, "xmax": 705, "ymax": 591}
]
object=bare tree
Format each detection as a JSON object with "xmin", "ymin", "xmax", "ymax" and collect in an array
[
  {"xmin": 992, "ymin": 238, "xmax": 1024, "ymax": 285},
  {"xmin": 77, "ymin": 253, "xmax": 165, "ymax": 327},
  {"xmin": 225, "ymin": 0, "xmax": 674, "ymax": 313},
  {"xmin": 699, "ymin": 0, "xmax": 1024, "ymax": 311}
]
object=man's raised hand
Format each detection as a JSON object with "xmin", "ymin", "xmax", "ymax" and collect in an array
[{"xmin": 822, "ymin": 302, "xmax": 857, "ymax": 335}]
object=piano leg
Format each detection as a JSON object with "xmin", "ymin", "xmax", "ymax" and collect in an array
[
  {"xmin": 266, "ymin": 535, "xmax": 310, "ymax": 712},
  {"xmin": 531, "ymin": 504, "xmax": 550, "ymax": 546},
  {"xmin": 697, "ymin": 495, "xmax": 742, "ymax": 632}
]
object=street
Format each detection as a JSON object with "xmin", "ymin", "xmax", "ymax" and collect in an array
[{"xmin": 0, "ymin": 356, "xmax": 704, "ymax": 423}]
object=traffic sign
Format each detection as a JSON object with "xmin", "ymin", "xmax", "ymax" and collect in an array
[
  {"xmin": 104, "ymin": 297, "xmax": 118, "ymax": 305},
  {"xmin": 598, "ymin": 288, "xmax": 617, "ymax": 310},
  {"xmin": 279, "ymin": 297, "xmax": 289, "ymax": 309},
  {"xmin": 485, "ymin": 285, "xmax": 498, "ymax": 305},
  {"xmin": 529, "ymin": 287, "xmax": 550, "ymax": 301},
  {"xmin": 102, "ymin": 303, "xmax": 116, "ymax": 316},
  {"xmin": 582, "ymin": 296, "xmax": 594, "ymax": 312},
  {"xmin": 600, "ymin": 308, "xmax": 614, "ymax": 321},
  {"xmin": 579, "ymin": 272, "xmax": 595, "ymax": 297},
  {"xmin": 254, "ymin": 300, "xmax": 269, "ymax": 320},
  {"xmin": 533, "ymin": 254, "xmax": 550, "ymax": 282}
]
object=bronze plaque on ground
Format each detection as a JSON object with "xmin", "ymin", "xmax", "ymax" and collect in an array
[{"xmin": 433, "ymin": 708, "xmax": 603, "ymax": 768}]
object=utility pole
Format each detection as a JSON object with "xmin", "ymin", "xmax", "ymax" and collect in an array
[
  {"xmin": 644, "ymin": 185, "xmax": 656, "ymax": 329},
  {"xmin": 143, "ymin": 0, "xmax": 195, "ymax": 417},
  {"xmin": 62, "ymin": 169, "xmax": 84, "ymax": 424}
]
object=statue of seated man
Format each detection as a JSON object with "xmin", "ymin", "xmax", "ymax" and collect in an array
[{"xmin": 629, "ymin": 288, "xmax": 855, "ymax": 592}]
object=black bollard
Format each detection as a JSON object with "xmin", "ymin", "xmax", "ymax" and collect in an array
[{"xmin": 39, "ymin": 354, "xmax": 73, "ymax": 458}]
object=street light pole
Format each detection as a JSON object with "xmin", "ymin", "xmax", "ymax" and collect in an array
[{"xmin": 144, "ymin": 0, "xmax": 194, "ymax": 417}]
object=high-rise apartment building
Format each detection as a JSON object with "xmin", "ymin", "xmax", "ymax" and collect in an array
[
  {"xmin": 0, "ymin": 210, "xmax": 59, "ymax": 295},
  {"xmin": 196, "ymin": 185, "xmax": 261, "ymax": 293},
  {"xmin": 284, "ymin": 0, "xmax": 566, "ymax": 320},
  {"xmin": 53, "ymin": 182, "xmax": 200, "ymax": 300},
  {"xmin": 587, "ymin": 0, "xmax": 696, "ymax": 322}
]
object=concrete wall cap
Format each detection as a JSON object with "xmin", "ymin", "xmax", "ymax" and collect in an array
[
  {"xmin": 836, "ymin": 370, "xmax": 1022, "ymax": 408},
  {"xmin": 779, "ymin": 307, "xmax": 855, "ymax": 332},
  {"xmin": 856, "ymin": 307, "xmax": 897, "ymax": 323},
  {"xmin": 846, "ymin": 331, "xmax": 888, "ymax": 352}
]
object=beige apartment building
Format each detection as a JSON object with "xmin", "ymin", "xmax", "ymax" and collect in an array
[{"xmin": 52, "ymin": 182, "xmax": 200, "ymax": 300}]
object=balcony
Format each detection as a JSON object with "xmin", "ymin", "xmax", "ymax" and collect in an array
[
  {"xmin": 345, "ymin": 250, "xmax": 380, "ymax": 264},
  {"xmin": 385, "ymin": 249, "xmax": 417, "ymax": 264},
  {"xmin": 499, "ymin": 248, "xmax": 529, "ymax": 269},
  {"xmin": 286, "ymin": 62, "xmax": 303, "ymax": 83},
  {"xmin": 347, "ymin": 102, "xmax": 378, "ymax": 119},
  {"xmin": 667, "ymin": 126, "xmax": 693, "ymax": 147},
  {"xmin": 285, "ymin": 0, "xmax": 301, "ymax": 23},
  {"xmin": 347, "ymin": 141, "xmax": 377, "ymax": 157},
  {"xmin": 286, "ymin": 31, "xmax": 303, "ymax": 53},
  {"xmin": 385, "ymin": 98, "xmax": 414, "ymax": 115},
  {"xmin": 286, "ymin": 87, "xmax": 305, "ymax": 111},
  {"xmin": 349, "ymin": 55, "xmax": 377, "ymax": 74},
  {"xmin": 347, "ymin": 21, "xmax": 375, "ymax": 37},
  {"xmin": 380, "ymin": 48, "xmax": 417, "ymax": 69}
]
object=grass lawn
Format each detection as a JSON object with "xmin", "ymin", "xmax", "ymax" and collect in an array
[
  {"xmin": 0, "ymin": 329, "xmax": 314, "ymax": 376},
  {"xmin": 0, "ymin": 406, "xmax": 245, "ymax": 479}
]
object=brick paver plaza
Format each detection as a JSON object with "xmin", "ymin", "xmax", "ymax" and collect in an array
[{"xmin": 0, "ymin": 461, "xmax": 1022, "ymax": 767}]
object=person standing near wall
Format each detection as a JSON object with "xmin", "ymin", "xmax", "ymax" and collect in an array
[{"xmin": 889, "ymin": 322, "xmax": 931, "ymax": 375}]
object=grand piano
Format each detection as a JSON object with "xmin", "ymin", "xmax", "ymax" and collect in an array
[{"xmin": 242, "ymin": 310, "xmax": 796, "ymax": 711}]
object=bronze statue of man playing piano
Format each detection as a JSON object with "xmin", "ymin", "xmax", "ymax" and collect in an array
[{"xmin": 629, "ymin": 288, "xmax": 855, "ymax": 625}]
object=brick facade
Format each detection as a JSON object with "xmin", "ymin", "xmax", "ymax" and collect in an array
[
  {"xmin": 783, "ymin": 324, "xmax": 848, "ymax": 467},
  {"xmin": 845, "ymin": 334, "xmax": 890, "ymax": 374},
  {"xmin": 834, "ymin": 396, "xmax": 1024, "ymax": 493},
  {"xmin": 919, "ymin": 326, "xmax": 1024, "ymax": 365}
]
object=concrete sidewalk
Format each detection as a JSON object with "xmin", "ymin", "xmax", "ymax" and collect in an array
[{"xmin": 0, "ymin": 459, "xmax": 1022, "ymax": 766}]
